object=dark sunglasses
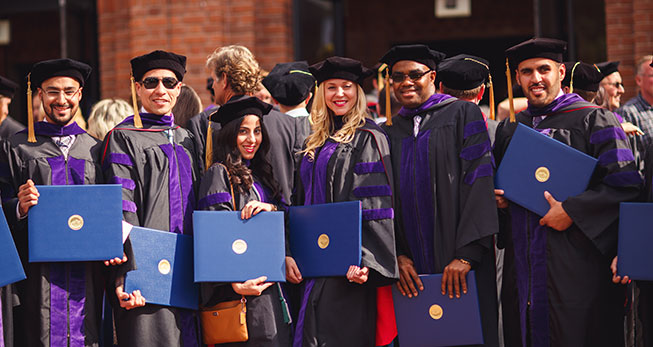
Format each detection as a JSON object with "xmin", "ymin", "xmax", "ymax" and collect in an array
[
  {"xmin": 141, "ymin": 77, "xmax": 180, "ymax": 89},
  {"xmin": 607, "ymin": 82, "xmax": 624, "ymax": 89},
  {"xmin": 390, "ymin": 70, "xmax": 432, "ymax": 83}
]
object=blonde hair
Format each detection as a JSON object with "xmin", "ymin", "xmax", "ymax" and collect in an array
[
  {"xmin": 206, "ymin": 45, "xmax": 260, "ymax": 95},
  {"xmin": 302, "ymin": 83, "xmax": 367, "ymax": 160},
  {"xmin": 87, "ymin": 98, "xmax": 131, "ymax": 140}
]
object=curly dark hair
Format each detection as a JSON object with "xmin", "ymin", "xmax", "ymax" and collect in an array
[{"xmin": 212, "ymin": 116, "xmax": 281, "ymax": 202}]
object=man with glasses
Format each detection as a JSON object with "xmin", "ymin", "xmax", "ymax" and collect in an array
[
  {"xmin": 0, "ymin": 58, "xmax": 110, "ymax": 346},
  {"xmin": 101, "ymin": 50, "xmax": 200, "ymax": 347},
  {"xmin": 380, "ymin": 44, "xmax": 500, "ymax": 346}
]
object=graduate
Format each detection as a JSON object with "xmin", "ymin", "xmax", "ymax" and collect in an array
[
  {"xmin": 197, "ymin": 95, "xmax": 292, "ymax": 346},
  {"xmin": 261, "ymin": 61, "xmax": 315, "ymax": 118},
  {"xmin": 288, "ymin": 56, "xmax": 398, "ymax": 347},
  {"xmin": 0, "ymin": 58, "xmax": 107, "ymax": 346},
  {"xmin": 101, "ymin": 50, "xmax": 200, "ymax": 347},
  {"xmin": 0, "ymin": 76, "xmax": 25, "ymax": 141},
  {"xmin": 495, "ymin": 38, "xmax": 641, "ymax": 347}
]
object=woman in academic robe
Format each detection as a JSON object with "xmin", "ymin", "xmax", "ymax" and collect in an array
[
  {"xmin": 287, "ymin": 57, "xmax": 399, "ymax": 347},
  {"xmin": 196, "ymin": 96, "xmax": 292, "ymax": 347}
]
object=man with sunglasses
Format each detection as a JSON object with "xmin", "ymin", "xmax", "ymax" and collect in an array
[
  {"xmin": 101, "ymin": 50, "xmax": 200, "ymax": 347},
  {"xmin": 380, "ymin": 44, "xmax": 500, "ymax": 346},
  {"xmin": 0, "ymin": 58, "xmax": 111, "ymax": 346}
]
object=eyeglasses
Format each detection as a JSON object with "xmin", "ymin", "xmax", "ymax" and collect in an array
[
  {"xmin": 390, "ymin": 70, "xmax": 432, "ymax": 83},
  {"xmin": 605, "ymin": 82, "xmax": 624, "ymax": 89},
  {"xmin": 140, "ymin": 77, "xmax": 180, "ymax": 89},
  {"xmin": 44, "ymin": 89, "xmax": 80, "ymax": 99}
]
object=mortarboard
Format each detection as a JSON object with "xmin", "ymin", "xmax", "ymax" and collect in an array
[
  {"xmin": 309, "ymin": 56, "xmax": 373, "ymax": 85},
  {"xmin": 129, "ymin": 50, "xmax": 187, "ymax": 128},
  {"xmin": 262, "ymin": 61, "xmax": 315, "ymax": 106},
  {"xmin": 438, "ymin": 54, "xmax": 496, "ymax": 120},
  {"xmin": 596, "ymin": 61, "xmax": 620, "ymax": 78},
  {"xmin": 379, "ymin": 44, "xmax": 446, "ymax": 72},
  {"xmin": 561, "ymin": 61, "xmax": 603, "ymax": 92},
  {"xmin": 0, "ymin": 76, "xmax": 19, "ymax": 99},
  {"xmin": 210, "ymin": 96, "xmax": 272, "ymax": 129}
]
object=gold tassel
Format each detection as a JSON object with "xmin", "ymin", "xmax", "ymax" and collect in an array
[
  {"xmin": 130, "ymin": 73, "xmax": 143, "ymax": 128},
  {"xmin": 569, "ymin": 62, "xmax": 580, "ymax": 94},
  {"xmin": 489, "ymin": 74, "xmax": 496, "ymax": 121},
  {"xmin": 26, "ymin": 73, "xmax": 36, "ymax": 143},
  {"xmin": 505, "ymin": 58, "xmax": 515, "ymax": 123},
  {"xmin": 205, "ymin": 121, "xmax": 213, "ymax": 171},
  {"xmin": 384, "ymin": 68, "xmax": 392, "ymax": 126}
]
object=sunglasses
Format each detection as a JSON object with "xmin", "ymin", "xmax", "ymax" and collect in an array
[
  {"xmin": 390, "ymin": 70, "xmax": 432, "ymax": 83},
  {"xmin": 140, "ymin": 77, "xmax": 180, "ymax": 89}
]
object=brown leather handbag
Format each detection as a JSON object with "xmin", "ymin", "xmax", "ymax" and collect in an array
[{"xmin": 200, "ymin": 296, "xmax": 248, "ymax": 344}]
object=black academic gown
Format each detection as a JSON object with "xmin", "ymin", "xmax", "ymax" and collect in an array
[
  {"xmin": 292, "ymin": 118, "xmax": 398, "ymax": 347},
  {"xmin": 637, "ymin": 147, "xmax": 653, "ymax": 347},
  {"xmin": 197, "ymin": 163, "xmax": 292, "ymax": 347},
  {"xmin": 0, "ymin": 126, "xmax": 105, "ymax": 347},
  {"xmin": 382, "ymin": 97, "xmax": 500, "ymax": 347},
  {"xmin": 0, "ymin": 117, "xmax": 24, "ymax": 141},
  {"xmin": 101, "ymin": 113, "xmax": 201, "ymax": 347},
  {"xmin": 0, "ymin": 284, "xmax": 17, "ymax": 347},
  {"xmin": 494, "ymin": 100, "xmax": 642, "ymax": 347},
  {"xmin": 187, "ymin": 96, "xmax": 309, "ymax": 203}
]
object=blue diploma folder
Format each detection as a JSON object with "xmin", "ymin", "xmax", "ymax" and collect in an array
[
  {"xmin": 618, "ymin": 203, "xmax": 653, "ymax": 280},
  {"xmin": 495, "ymin": 123, "xmax": 598, "ymax": 216},
  {"xmin": 0, "ymin": 206, "xmax": 25, "ymax": 287},
  {"xmin": 193, "ymin": 211, "xmax": 285, "ymax": 283},
  {"xmin": 289, "ymin": 201, "xmax": 361, "ymax": 277},
  {"xmin": 28, "ymin": 184, "xmax": 123, "ymax": 262},
  {"xmin": 124, "ymin": 226, "xmax": 199, "ymax": 310},
  {"xmin": 392, "ymin": 272, "xmax": 484, "ymax": 347}
]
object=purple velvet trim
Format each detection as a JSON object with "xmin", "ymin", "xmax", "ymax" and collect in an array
[
  {"xmin": 50, "ymin": 264, "xmax": 68, "ymax": 347},
  {"xmin": 293, "ymin": 279, "xmax": 316, "ymax": 347},
  {"xmin": 313, "ymin": 142, "xmax": 339, "ymax": 205},
  {"xmin": 68, "ymin": 263, "xmax": 86, "ymax": 347},
  {"xmin": 459, "ymin": 140, "xmax": 491, "ymax": 161},
  {"xmin": 352, "ymin": 185, "xmax": 391, "ymax": 198},
  {"xmin": 118, "ymin": 113, "xmax": 175, "ymax": 127},
  {"xmin": 122, "ymin": 200, "xmax": 137, "ymax": 213},
  {"xmin": 198, "ymin": 192, "xmax": 232, "ymax": 209},
  {"xmin": 253, "ymin": 182, "xmax": 268, "ymax": 203},
  {"xmin": 613, "ymin": 111, "xmax": 624, "ymax": 123},
  {"xmin": 104, "ymin": 153, "xmax": 134, "ymax": 167},
  {"xmin": 530, "ymin": 222, "xmax": 550, "ymax": 347},
  {"xmin": 47, "ymin": 156, "xmax": 66, "ymax": 185},
  {"xmin": 598, "ymin": 148, "xmax": 635, "ymax": 166},
  {"xmin": 534, "ymin": 127, "xmax": 552, "ymax": 136},
  {"xmin": 19, "ymin": 121, "xmax": 86, "ymax": 137},
  {"xmin": 175, "ymin": 146, "xmax": 195, "ymax": 235},
  {"xmin": 362, "ymin": 208, "xmax": 394, "ymax": 221},
  {"xmin": 525, "ymin": 93, "xmax": 585, "ymax": 117},
  {"xmin": 353, "ymin": 161, "xmax": 385, "ymax": 175},
  {"xmin": 68, "ymin": 157, "xmax": 86, "ymax": 185},
  {"xmin": 603, "ymin": 171, "xmax": 643, "ymax": 186},
  {"xmin": 463, "ymin": 120, "xmax": 487, "ymax": 139},
  {"xmin": 399, "ymin": 93, "xmax": 454, "ymax": 118},
  {"xmin": 159, "ymin": 144, "xmax": 183, "ymax": 234},
  {"xmin": 399, "ymin": 130, "xmax": 435, "ymax": 274},
  {"xmin": 464, "ymin": 163, "xmax": 493, "ymax": 185},
  {"xmin": 111, "ymin": 176, "xmax": 136, "ymax": 191},
  {"xmin": 299, "ymin": 156, "xmax": 315, "ymax": 205},
  {"xmin": 0, "ymin": 294, "xmax": 3, "ymax": 347},
  {"xmin": 590, "ymin": 127, "xmax": 627, "ymax": 144},
  {"xmin": 179, "ymin": 309, "xmax": 199, "ymax": 347}
]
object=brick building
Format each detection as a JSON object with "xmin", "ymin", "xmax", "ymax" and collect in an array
[{"xmin": 0, "ymin": 0, "xmax": 651, "ymax": 123}]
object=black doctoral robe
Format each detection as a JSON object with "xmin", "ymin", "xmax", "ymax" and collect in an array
[
  {"xmin": 291, "ymin": 118, "xmax": 398, "ymax": 347},
  {"xmin": 382, "ymin": 94, "xmax": 500, "ymax": 347},
  {"xmin": 101, "ymin": 113, "xmax": 201, "ymax": 347},
  {"xmin": 0, "ymin": 117, "xmax": 24, "ymax": 141},
  {"xmin": 494, "ymin": 96, "xmax": 642, "ymax": 347},
  {"xmin": 197, "ymin": 163, "xmax": 292, "ymax": 347},
  {"xmin": 635, "ymin": 146, "xmax": 653, "ymax": 347},
  {"xmin": 0, "ymin": 284, "xmax": 17, "ymax": 347},
  {"xmin": 0, "ymin": 122, "xmax": 105, "ymax": 347}
]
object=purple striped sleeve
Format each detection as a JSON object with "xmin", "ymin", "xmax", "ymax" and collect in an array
[
  {"xmin": 111, "ymin": 176, "xmax": 136, "ymax": 190},
  {"xmin": 590, "ymin": 127, "xmax": 626, "ymax": 145},
  {"xmin": 122, "ymin": 200, "xmax": 137, "ymax": 213},
  {"xmin": 105, "ymin": 153, "xmax": 134, "ymax": 167},
  {"xmin": 353, "ymin": 185, "xmax": 392, "ymax": 198},
  {"xmin": 460, "ymin": 140, "xmax": 491, "ymax": 161},
  {"xmin": 464, "ymin": 163, "xmax": 493, "ymax": 185},
  {"xmin": 198, "ymin": 192, "xmax": 232, "ymax": 209},
  {"xmin": 463, "ymin": 120, "xmax": 487, "ymax": 139},
  {"xmin": 362, "ymin": 208, "xmax": 394, "ymax": 221},
  {"xmin": 603, "ymin": 171, "xmax": 642, "ymax": 187},
  {"xmin": 354, "ymin": 161, "xmax": 386, "ymax": 174},
  {"xmin": 598, "ymin": 148, "xmax": 635, "ymax": 166}
]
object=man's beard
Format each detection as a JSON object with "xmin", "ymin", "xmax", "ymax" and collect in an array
[{"xmin": 44, "ymin": 102, "xmax": 76, "ymax": 126}]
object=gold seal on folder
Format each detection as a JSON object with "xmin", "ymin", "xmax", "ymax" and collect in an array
[
  {"xmin": 317, "ymin": 234, "xmax": 330, "ymax": 249},
  {"xmin": 68, "ymin": 215, "xmax": 84, "ymax": 231},
  {"xmin": 158, "ymin": 259, "xmax": 171, "ymax": 275},
  {"xmin": 429, "ymin": 304, "xmax": 443, "ymax": 320},
  {"xmin": 535, "ymin": 167, "xmax": 550, "ymax": 182},
  {"xmin": 232, "ymin": 239, "xmax": 248, "ymax": 254}
]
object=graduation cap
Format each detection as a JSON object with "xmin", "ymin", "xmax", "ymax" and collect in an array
[
  {"xmin": 26, "ymin": 58, "xmax": 92, "ymax": 142},
  {"xmin": 438, "ymin": 54, "xmax": 496, "ymax": 120},
  {"xmin": 262, "ymin": 61, "xmax": 316, "ymax": 106},
  {"xmin": 561, "ymin": 61, "xmax": 603, "ymax": 93},
  {"xmin": 379, "ymin": 44, "xmax": 446, "ymax": 72},
  {"xmin": 309, "ymin": 56, "xmax": 373, "ymax": 86},
  {"xmin": 129, "ymin": 50, "xmax": 187, "ymax": 128},
  {"xmin": 0, "ymin": 76, "xmax": 19, "ymax": 99},
  {"xmin": 596, "ymin": 61, "xmax": 620, "ymax": 78}
]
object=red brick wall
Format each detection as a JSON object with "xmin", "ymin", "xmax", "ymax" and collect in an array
[
  {"xmin": 605, "ymin": 0, "xmax": 653, "ymax": 102},
  {"xmin": 97, "ymin": 0, "xmax": 293, "ymax": 108}
]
